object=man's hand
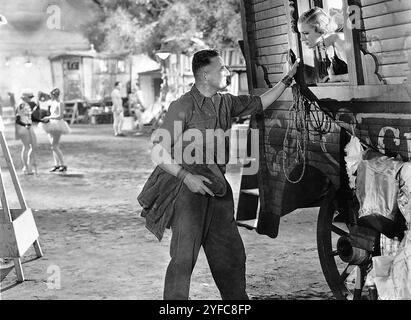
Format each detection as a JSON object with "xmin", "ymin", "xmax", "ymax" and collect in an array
[
  {"xmin": 183, "ymin": 173, "xmax": 215, "ymax": 197},
  {"xmin": 286, "ymin": 58, "xmax": 300, "ymax": 78}
]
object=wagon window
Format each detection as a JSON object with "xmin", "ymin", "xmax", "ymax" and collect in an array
[{"xmin": 296, "ymin": 0, "xmax": 354, "ymax": 85}]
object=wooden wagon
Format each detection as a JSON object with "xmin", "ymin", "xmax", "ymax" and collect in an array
[
  {"xmin": 237, "ymin": 0, "xmax": 411, "ymax": 299},
  {"xmin": 49, "ymin": 51, "xmax": 132, "ymax": 123}
]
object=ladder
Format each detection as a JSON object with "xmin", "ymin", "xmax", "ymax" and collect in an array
[{"xmin": 0, "ymin": 117, "xmax": 43, "ymax": 282}]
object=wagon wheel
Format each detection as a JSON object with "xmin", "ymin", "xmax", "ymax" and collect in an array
[{"xmin": 317, "ymin": 187, "xmax": 379, "ymax": 300}]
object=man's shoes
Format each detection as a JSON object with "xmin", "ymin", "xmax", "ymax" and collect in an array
[
  {"xmin": 117, "ymin": 132, "xmax": 126, "ymax": 137},
  {"xmin": 59, "ymin": 165, "xmax": 68, "ymax": 172}
]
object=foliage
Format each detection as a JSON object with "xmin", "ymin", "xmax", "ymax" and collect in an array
[{"xmin": 85, "ymin": 0, "xmax": 242, "ymax": 56}]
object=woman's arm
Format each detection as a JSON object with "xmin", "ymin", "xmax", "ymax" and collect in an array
[
  {"xmin": 44, "ymin": 102, "xmax": 64, "ymax": 120},
  {"xmin": 323, "ymin": 32, "xmax": 347, "ymax": 63}
]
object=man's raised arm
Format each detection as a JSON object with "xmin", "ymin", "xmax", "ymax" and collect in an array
[{"xmin": 260, "ymin": 59, "xmax": 300, "ymax": 111}]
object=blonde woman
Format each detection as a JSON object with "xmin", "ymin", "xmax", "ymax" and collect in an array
[
  {"xmin": 298, "ymin": 7, "xmax": 348, "ymax": 82},
  {"xmin": 40, "ymin": 88, "xmax": 71, "ymax": 172}
]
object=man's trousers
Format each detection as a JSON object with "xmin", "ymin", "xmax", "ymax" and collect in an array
[{"xmin": 163, "ymin": 182, "xmax": 248, "ymax": 300}]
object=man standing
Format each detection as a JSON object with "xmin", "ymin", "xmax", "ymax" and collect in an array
[
  {"xmin": 111, "ymin": 81, "xmax": 125, "ymax": 137},
  {"xmin": 140, "ymin": 49, "xmax": 299, "ymax": 300}
]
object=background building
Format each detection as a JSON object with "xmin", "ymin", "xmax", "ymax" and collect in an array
[{"xmin": 0, "ymin": 0, "xmax": 101, "ymax": 105}]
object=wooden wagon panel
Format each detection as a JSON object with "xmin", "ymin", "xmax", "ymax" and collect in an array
[
  {"xmin": 360, "ymin": 0, "xmax": 411, "ymax": 84},
  {"xmin": 239, "ymin": 0, "xmax": 411, "ymax": 238}
]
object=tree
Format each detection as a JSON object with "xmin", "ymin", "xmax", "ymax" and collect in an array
[{"xmin": 84, "ymin": 0, "xmax": 242, "ymax": 56}]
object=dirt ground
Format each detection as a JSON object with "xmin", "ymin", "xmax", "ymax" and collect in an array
[{"xmin": 0, "ymin": 124, "xmax": 333, "ymax": 300}]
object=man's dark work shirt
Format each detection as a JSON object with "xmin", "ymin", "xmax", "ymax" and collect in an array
[
  {"xmin": 155, "ymin": 85, "xmax": 263, "ymax": 171},
  {"xmin": 140, "ymin": 86, "xmax": 263, "ymax": 240}
]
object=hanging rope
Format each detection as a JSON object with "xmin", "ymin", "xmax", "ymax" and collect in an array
[
  {"xmin": 307, "ymin": 100, "xmax": 332, "ymax": 137},
  {"xmin": 281, "ymin": 79, "xmax": 380, "ymax": 184},
  {"xmin": 282, "ymin": 84, "xmax": 308, "ymax": 184}
]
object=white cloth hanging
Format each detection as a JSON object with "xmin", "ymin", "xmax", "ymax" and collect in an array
[{"xmin": 344, "ymin": 135, "xmax": 364, "ymax": 189}]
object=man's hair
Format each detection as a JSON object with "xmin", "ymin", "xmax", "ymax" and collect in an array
[
  {"xmin": 114, "ymin": 81, "xmax": 121, "ymax": 87},
  {"xmin": 192, "ymin": 50, "xmax": 220, "ymax": 77}
]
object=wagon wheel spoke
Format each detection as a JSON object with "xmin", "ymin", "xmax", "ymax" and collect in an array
[
  {"xmin": 331, "ymin": 224, "xmax": 348, "ymax": 237},
  {"xmin": 340, "ymin": 264, "xmax": 356, "ymax": 284},
  {"xmin": 330, "ymin": 250, "xmax": 339, "ymax": 257}
]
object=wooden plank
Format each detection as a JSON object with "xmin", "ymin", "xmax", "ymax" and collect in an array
[
  {"xmin": 384, "ymin": 76, "xmax": 408, "ymax": 84},
  {"xmin": 361, "ymin": 0, "xmax": 389, "ymax": 6},
  {"xmin": 255, "ymin": 15, "xmax": 287, "ymax": 30},
  {"xmin": 0, "ymin": 222, "xmax": 18, "ymax": 257},
  {"xmin": 255, "ymin": 37, "xmax": 288, "ymax": 51},
  {"xmin": 255, "ymin": 83, "xmax": 411, "ymax": 102},
  {"xmin": 240, "ymin": 0, "xmax": 258, "ymax": 94},
  {"xmin": 362, "ymin": 36, "xmax": 411, "ymax": 54},
  {"xmin": 362, "ymin": 24, "xmax": 411, "ymax": 42},
  {"xmin": 264, "ymin": 63, "xmax": 286, "ymax": 74},
  {"xmin": 0, "ymin": 166, "xmax": 11, "ymax": 223},
  {"xmin": 252, "ymin": 0, "xmax": 267, "ymax": 5},
  {"xmin": 356, "ymin": 115, "xmax": 411, "ymax": 126},
  {"xmin": 0, "ymin": 133, "xmax": 27, "ymax": 211},
  {"xmin": 258, "ymin": 54, "xmax": 286, "ymax": 64},
  {"xmin": 253, "ymin": 0, "xmax": 283, "ymax": 13},
  {"xmin": 372, "ymin": 50, "xmax": 411, "ymax": 65},
  {"xmin": 361, "ymin": 1, "xmax": 411, "ymax": 19},
  {"xmin": 378, "ymin": 63, "xmax": 408, "ymax": 77},
  {"xmin": 255, "ymin": 7, "xmax": 285, "ymax": 21},
  {"xmin": 33, "ymin": 239, "xmax": 43, "ymax": 257},
  {"xmin": 257, "ymin": 37, "xmax": 289, "ymax": 55},
  {"xmin": 359, "ymin": 123, "xmax": 411, "ymax": 135},
  {"xmin": 363, "ymin": 10, "xmax": 411, "ymax": 30},
  {"xmin": 13, "ymin": 258, "xmax": 25, "ymax": 282},
  {"xmin": 341, "ymin": 0, "xmax": 364, "ymax": 85},
  {"xmin": 255, "ymin": 24, "xmax": 288, "ymax": 39},
  {"xmin": 266, "ymin": 141, "xmax": 341, "ymax": 152}
]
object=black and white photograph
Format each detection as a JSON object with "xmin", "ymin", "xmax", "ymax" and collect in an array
[{"xmin": 0, "ymin": 0, "xmax": 410, "ymax": 307}]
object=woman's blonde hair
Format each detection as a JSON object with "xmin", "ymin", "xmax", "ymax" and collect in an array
[{"xmin": 298, "ymin": 7, "xmax": 333, "ymax": 35}]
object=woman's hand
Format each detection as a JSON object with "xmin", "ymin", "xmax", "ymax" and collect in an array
[
  {"xmin": 321, "ymin": 33, "xmax": 339, "ymax": 48},
  {"xmin": 42, "ymin": 116, "xmax": 51, "ymax": 123}
]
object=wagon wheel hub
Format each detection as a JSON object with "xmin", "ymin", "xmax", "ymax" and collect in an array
[
  {"xmin": 317, "ymin": 188, "xmax": 380, "ymax": 300},
  {"xmin": 336, "ymin": 236, "xmax": 372, "ymax": 265}
]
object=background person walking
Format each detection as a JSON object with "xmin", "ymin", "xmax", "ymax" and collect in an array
[{"xmin": 111, "ymin": 81, "xmax": 125, "ymax": 137}]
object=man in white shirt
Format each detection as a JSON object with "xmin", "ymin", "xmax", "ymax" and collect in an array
[{"xmin": 111, "ymin": 81, "xmax": 125, "ymax": 137}]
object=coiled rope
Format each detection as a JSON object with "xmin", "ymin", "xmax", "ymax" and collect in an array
[{"xmin": 282, "ymin": 84, "xmax": 308, "ymax": 184}]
